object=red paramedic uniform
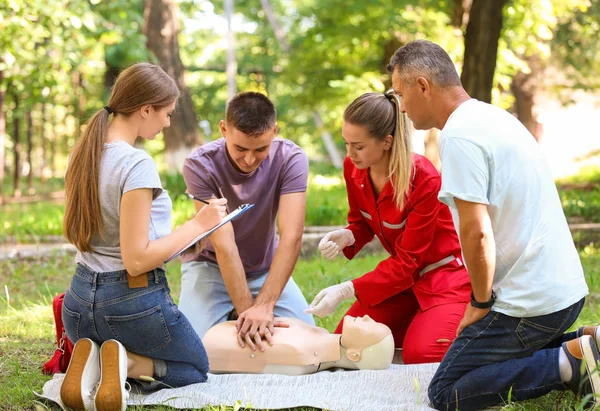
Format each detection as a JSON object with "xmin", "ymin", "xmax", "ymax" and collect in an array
[{"xmin": 336, "ymin": 154, "xmax": 471, "ymax": 364}]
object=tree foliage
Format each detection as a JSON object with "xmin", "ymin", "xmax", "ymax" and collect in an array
[{"xmin": 1, "ymin": 0, "xmax": 599, "ymax": 196}]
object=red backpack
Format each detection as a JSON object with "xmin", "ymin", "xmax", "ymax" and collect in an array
[{"xmin": 42, "ymin": 293, "xmax": 74, "ymax": 375}]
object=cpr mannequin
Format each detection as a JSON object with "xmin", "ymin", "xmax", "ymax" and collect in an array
[{"xmin": 202, "ymin": 315, "xmax": 395, "ymax": 375}]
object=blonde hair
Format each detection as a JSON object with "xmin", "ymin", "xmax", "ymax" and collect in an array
[
  {"xmin": 63, "ymin": 63, "xmax": 180, "ymax": 252},
  {"xmin": 343, "ymin": 92, "xmax": 413, "ymax": 210}
]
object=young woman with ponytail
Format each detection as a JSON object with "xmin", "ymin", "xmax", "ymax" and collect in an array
[
  {"xmin": 305, "ymin": 92, "xmax": 471, "ymax": 364},
  {"xmin": 59, "ymin": 63, "xmax": 227, "ymax": 411}
]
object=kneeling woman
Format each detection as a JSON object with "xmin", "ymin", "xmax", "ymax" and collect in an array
[
  {"xmin": 59, "ymin": 63, "xmax": 227, "ymax": 411},
  {"xmin": 306, "ymin": 92, "xmax": 471, "ymax": 364}
]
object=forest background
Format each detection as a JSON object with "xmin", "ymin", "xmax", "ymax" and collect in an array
[{"xmin": 1, "ymin": 1, "xmax": 600, "ymax": 409}]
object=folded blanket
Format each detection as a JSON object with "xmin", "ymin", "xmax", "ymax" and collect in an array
[{"xmin": 38, "ymin": 363, "xmax": 439, "ymax": 410}]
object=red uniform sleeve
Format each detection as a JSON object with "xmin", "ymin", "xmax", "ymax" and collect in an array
[
  {"xmin": 352, "ymin": 175, "xmax": 443, "ymax": 307},
  {"xmin": 341, "ymin": 164, "xmax": 374, "ymax": 260}
]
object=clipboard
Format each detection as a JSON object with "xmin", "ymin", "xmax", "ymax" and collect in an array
[{"xmin": 165, "ymin": 203, "xmax": 255, "ymax": 263}]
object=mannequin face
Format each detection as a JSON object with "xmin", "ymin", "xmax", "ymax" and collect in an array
[{"xmin": 341, "ymin": 315, "xmax": 392, "ymax": 362}]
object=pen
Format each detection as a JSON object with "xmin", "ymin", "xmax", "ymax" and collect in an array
[{"xmin": 187, "ymin": 193, "xmax": 210, "ymax": 205}]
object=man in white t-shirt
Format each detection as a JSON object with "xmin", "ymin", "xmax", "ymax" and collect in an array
[{"xmin": 388, "ymin": 39, "xmax": 596, "ymax": 411}]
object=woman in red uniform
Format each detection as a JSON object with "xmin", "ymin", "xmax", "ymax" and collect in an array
[{"xmin": 305, "ymin": 92, "xmax": 471, "ymax": 364}]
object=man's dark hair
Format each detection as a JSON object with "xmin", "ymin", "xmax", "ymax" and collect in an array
[
  {"xmin": 225, "ymin": 91, "xmax": 277, "ymax": 137},
  {"xmin": 386, "ymin": 40, "xmax": 461, "ymax": 88}
]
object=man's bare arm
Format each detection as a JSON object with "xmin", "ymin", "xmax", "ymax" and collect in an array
[
  {"xmin": 236, "ymin": 191, "xmax": 306, "ymax": 350},
  {"xmin": 193, "ymin": 201, "xmax": 254, "ymax": 315},
  {"xmin": 454, "ymin": 198, "xmax": 496, "ymax": 335},
  {"xmin": 256, "ymin": 191, "xmax": 306, "ymax": 306}
]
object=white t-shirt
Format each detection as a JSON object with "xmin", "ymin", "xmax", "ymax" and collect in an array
[
  {"xmin": 438, "ymin": 99, "xmax": 588, "ymax": 317},
  {"xmin": 76, "ymin": 141, "xmax": 172, "ymax": 272}
]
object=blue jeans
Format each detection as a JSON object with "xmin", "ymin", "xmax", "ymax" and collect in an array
[
  {"xmin": 179, "ymin": 261, "xmax": 315, "ymax": 338},
  {"xmin": 62, "ymin": 264, "xmax": 209, "ymax": 388},
  {"xmin": 428, "ymin": 298, "xmax": 584, "ymax": 411}
]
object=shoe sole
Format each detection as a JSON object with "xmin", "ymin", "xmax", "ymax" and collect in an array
[
  {"xmin": 581, "ymin": 336, "xmax": 600, "ymax": 410},
  {"xmin": 60, "ymin": 338, "xmax": 92, "ymax": 411},
  {"xmin": 95, "ymin": 340, "xmax": 125, "ymax": 411}
]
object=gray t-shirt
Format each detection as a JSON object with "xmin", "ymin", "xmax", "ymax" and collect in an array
[
  {"xmin": 182, "ymin": 137, "xmax": 308, "ymax": 275},
  {"xmin": 76, "ymin": 141, "xmax": 172, "ymax": 272}
]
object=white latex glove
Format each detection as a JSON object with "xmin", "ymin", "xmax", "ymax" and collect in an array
[
  {"xmin": 318, "ymin": 229, "xmax": 355, "ymax": 260},
  {"xmin": 304, "ymin": 281, "xmax": 355, "ymax": 318}
]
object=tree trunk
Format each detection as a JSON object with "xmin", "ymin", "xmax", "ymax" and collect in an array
[
  {"xmin": 50, "ymin": 116, "xmax": 57, "ymax": 177},
  {"xmin": 424, "ymin": 129, "xmax": 441, "ymax": 169},
  {"xmin": 510, "ymin": 55, "xmax": 542, "ymax": 141},
  {"xmin": 381, "ymin": 38, "xmax": 403, "ymax": 90},
  {"xmin": 260, "ymin": 0, "xmax": 342, "ymax": 168},
  {"xmin": 104, "ymin": 54, "xmax": 120, "ymax": 94},
  {"xmin": 451, "ymin": 0, "xmax": 472, "ymax": 29},
  {"xmin": 12, "ymin": 93, "xmax": 21, "ymax": 197},
  {"xmin": 77, "ymin": 71, "xmax": 86, "ymax": 135},
  {"xmin": 144, "ymin": 0, "xmax": 202, "ymax": 171},
  {"xmin": 312, "ymin": 111, "xmax": 343, "ymax": 168},
  {"xmin": 225, "ymin": 0, "xmax": 236, "ymax": 100},
  {"xmin": 25, "ymin": 109, "xmax": 33, "ymax": 193},
  {"xmin": 0, "ymin": 71, "xmax": 5, "ymax": 198},
  {"xmin": 260, "ymin": 0, "xmax": 288, "ymax": 52},
  {"xmin": 40, "ymin": 102, "xmax": 48, "ymax": 182},
  {"xmin": 460, "ymin": 0, "xmax": 508, "ymax": 103}
]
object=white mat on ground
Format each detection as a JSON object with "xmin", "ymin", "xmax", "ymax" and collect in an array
[{"xmin": 38, "ymin": 363, "xmax": 438, "ymax": 410}]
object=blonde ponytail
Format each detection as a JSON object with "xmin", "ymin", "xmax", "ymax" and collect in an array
[{"xmin": 385, "ymin": 93, "xmax": 413, "ymax": 210}]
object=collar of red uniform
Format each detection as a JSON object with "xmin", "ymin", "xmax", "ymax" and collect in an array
[{"xmin": 350, "ymin": 164, "xmax": 395, "ymax": 200}]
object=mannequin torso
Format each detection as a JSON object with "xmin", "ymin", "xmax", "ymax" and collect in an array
[{"xmin": 202, "ymin": 316, "xmax": 394, "ymax": 375}]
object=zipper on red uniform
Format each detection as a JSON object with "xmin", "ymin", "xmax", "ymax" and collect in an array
[{"xmin": 375, "ymin": 202, "xmax": 391, "ymax": 251}]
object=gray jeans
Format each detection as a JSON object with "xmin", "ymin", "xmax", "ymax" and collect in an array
[{"xmin": 179, "ymin": 261, "xmax": 315, "ymax": 338}]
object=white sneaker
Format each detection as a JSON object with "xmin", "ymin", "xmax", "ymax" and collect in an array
[
  {"xmin": 579, "ymin": 326, "xmax": 600, "ymax": 350},
  {"xmin": 60, "ymin": 338, "xmax": 100, "ymax": 411},
  {"xmin": 95, "ymin": 340, "xmax": 129, "ymax": 411}
]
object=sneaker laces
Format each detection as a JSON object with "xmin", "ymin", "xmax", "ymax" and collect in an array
[{"xmin": 124, "ymin": 381, "xmax": 132, "ymax": 399}]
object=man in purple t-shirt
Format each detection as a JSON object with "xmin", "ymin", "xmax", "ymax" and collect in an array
[{"xmin": 179, "ymin": 92, "xmax": 315, "ymax": 351}]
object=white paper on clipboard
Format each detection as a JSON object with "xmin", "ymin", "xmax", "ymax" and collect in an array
[{"xmin": 165, "ymin": 203, "xmax": 255, "ymax": 263}]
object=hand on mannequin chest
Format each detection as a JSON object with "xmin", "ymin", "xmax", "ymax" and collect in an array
[{"xmin": 202, "ymin": 315, "xmax": 395, "ymax": 375}]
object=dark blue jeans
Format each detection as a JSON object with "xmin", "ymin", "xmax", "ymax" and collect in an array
[
  {"xmin": 62, "ymin": 264, "xmax": 209, "ymax": 388},
  {"xmin": 428, "ymin": 298, "xmax": 584, "ymax": 411}
]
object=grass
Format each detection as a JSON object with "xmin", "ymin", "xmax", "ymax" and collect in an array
[
  {"xmin": 0, "ymin": 251, "xmax": 386, "ymax": 410},
  {"xmin": 1, "ymin": 176, "xmax": 65, "ymax": 198},
  {"xmin": 561, "ymin": 188, "xmax": 600, "ymax": 223},
  {"xmin": 1, "ymin": 246, "xmax": 600, "ymax": 410},
  {"xmin": 0, "ymin": 167, "xmax": 350, "ymax": 243},
  {"xmin": 1, "ymin": 164, "xmax": 599, "ymax": 409},
  {"xmin": 2, "ymin": 166, "xmax": 599, "ymax": 243},
  {"xmin": 556, "ymin": 165, "xmax": 600, "ymax": 186}
]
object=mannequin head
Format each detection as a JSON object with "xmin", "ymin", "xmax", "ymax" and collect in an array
[
  {"xmin": 202, "ymin": 316, "xmax": 395, "ymax": 375},
  {"xmin": 340, "ymin": 315, "xmax": 394, "ymax": 369}
]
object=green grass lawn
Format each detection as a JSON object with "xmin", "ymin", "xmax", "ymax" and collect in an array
[
  {"xmin": 1, "ymin": 165, "xmax": 599, "ymax": 409},
  {"xmin": 0, "ymin": 169, "xmax": 350, "ymax": 243},
  {"xmin": 2, "ymin": 167, "xmax": 599, "ymax": 243},
  {"xmin": 1, "ymin": 247, "xmax": 600, "ymax": 410}
]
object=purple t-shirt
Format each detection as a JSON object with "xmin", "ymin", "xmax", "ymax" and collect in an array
[{"xmin": 182, "ymin": 137, "xmax": 309, "ymax": 275}]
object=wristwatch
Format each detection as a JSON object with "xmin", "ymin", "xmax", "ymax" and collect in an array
[{"xmin": 471, "ymin": 291, "xmax": 496, "ymax": 309}]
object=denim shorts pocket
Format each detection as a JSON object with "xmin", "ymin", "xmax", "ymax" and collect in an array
[
  {"xmin": 516, "ymin": 318, "xmax": 559, "ymax": 349},
  {"xmin": 105, "ymin": 305, "xmax": 171, "ymax": 355},
  {"xmin": 62, "ymin": 303, "xmax": 82, "ymax": 342}
]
